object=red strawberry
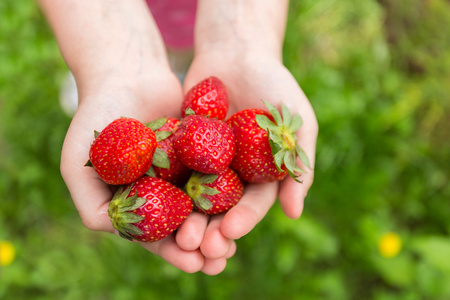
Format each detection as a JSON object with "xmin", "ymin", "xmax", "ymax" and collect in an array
[
  {"xmin": 226, "ymin": 101, "xmax": 311, "ymax": 183},
  {"xmin": 108, "ymin": 176, "xmax": 193, "ymax": 242},
  {"xmin": 88, "ymin": 117, "xmax": 157, "ymax": 185},
  {"xmin": 181, "ymin": 76, "xmax": 229, "ymax": 120},
  {"xmin": 173, "ymin": 114, "xmax": 236, "ymax": 174},
  {"xmin": 145, "ymin": 117, "xmax": 192, "ymax": 187},
  {"xmin": 185, "ymin": 168, "xmax": 244, "ymax": 215}
]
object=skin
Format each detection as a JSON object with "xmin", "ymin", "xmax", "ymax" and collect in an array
[{"xmin": 37, "ymin": 0, "xmax": 318, "ymax": 275}]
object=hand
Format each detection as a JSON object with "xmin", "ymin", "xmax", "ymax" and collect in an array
[
  {"xmin": 41, "ymin": 0, "xmax": 235, "ymax": 275},
  {"xmin": 60, "ymin": 63, "xmax": 235, "ymax": 275},
  {"xmin": 182, "ymin": 50, "xmax": 318, "ymax": 263}
]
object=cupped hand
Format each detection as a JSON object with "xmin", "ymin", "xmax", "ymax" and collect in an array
[
  {"xmin": 183, "ymin": 51, "xmax": 318, "ymax": 260},
  {"xmin": 60, "ymin": 68, "xmax": 233, "ymax": 275}
]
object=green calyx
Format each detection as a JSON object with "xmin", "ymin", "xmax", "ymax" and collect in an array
[
  {"xmin": 145, "ymin": 117, "xmax": 167, "ymax": 131},
  {"xmin": 255, "ymin": 100, "xmax": 311, "ymax": 182},
  {"xmin": 151, "ymin": 148, "xmax": 170, "ymax": 169},
  {"xmin": 145, "ymin": 117, "xmax": 173, "ymax": 143},
  {"xmin": 144, "ymin": 118, "xmax": 172, "ymax": 172},
  {"xmin": 184, "ymin": 107, "xmax": 196, "ymax": 116},
  {"xmin": 84, "ymin": 130, "xmax": 101, "ymax": 167},
  {"xmin": 185, "ymin": 172, "xmax": 220, "ymax": 212},
  {"xmin": 146, "ymin": 147, "xmax": 170, "ymax": 177},
  {"xmin": 108, "ymin": 185, "xmax": 146, "ymax": 241}
]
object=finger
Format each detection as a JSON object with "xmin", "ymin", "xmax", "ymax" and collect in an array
[
  {"xmin": 225, "ymin": 241, "xmax": 237, "ymax": 258},
  {"xmin": 201, "ymin": 257, "xmax": 228, "ymax": 276},
  {"xmin": 140, "ymin": 234, "xmax": 204, "ymax": 274},
  {"xmin": 279, "ymin": 100, "xmax": 318, "ymax": 219},
  {"xmin": 61, "ymin": 117, "xmax": 115, "ymax": 233},
  {"xmin": 278, "ymin": 171, "xmax": 313, "ymax": 219},
  {"xmin": 68, "ymin": 173, "xmax": 115, "ymax": 232},
  {"xmin": 175, "ymin": 211, "xmax": 209, "ymax": 251},
  {"xmin": 200, "ymin": 214, "xmax": 233, "ymax": 259},
  {"xmin": 221, "ymin": 182, "xmax": 278, "ymax": 240}
]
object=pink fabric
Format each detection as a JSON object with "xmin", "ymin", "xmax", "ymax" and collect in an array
[{"xmin": 145, "ymin": 0, "xmax": 197, "ymax": 50}]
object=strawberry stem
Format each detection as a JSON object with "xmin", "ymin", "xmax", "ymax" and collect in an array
[
  {"xmin": 186, "ymin": 175, "xmax": 202, "ymax": 199},
  {"xmin": 185, "ymin": 172, "xmax": 219, "ymax": 211},
  {"xmin": 281, "ymin": 126, "xmax": 296, "ymax": 150}
]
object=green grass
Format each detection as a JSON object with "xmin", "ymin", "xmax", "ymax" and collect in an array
[{"xmin": 1, "ymin": 0, "xmax": 450, "ymax": 299}]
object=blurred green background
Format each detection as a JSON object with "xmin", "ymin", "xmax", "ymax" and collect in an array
[{"xmin": 1, "ymin": 0, "xmax": 450, "ymax": 299}]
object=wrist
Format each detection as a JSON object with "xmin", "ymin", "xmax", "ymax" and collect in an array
[
  {"xmin": 195, "ymin": 31, "xmax": 283, "ymax": 63},
  {"xmin": 194, "ymin": 0, "xmax": 288, "ymax": 62},
  {"xmin": 75, "ymin": 62, "xmax": 178, "ymax": 112},
  {"xmin": 191, "ymin": 46, "xmax": 282, "ymax": 79},
  {"xmin": 74, "ymin": 56, "xmax": 171, "ymax": 97},
  {"xmin": 39, "ymin": 0, "xmax": 171, "ymax": 91}
]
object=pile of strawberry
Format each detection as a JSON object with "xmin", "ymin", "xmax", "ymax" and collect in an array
[{"xmin": 86, "ymin": 76, "xmax": 310, "ymax": 242}]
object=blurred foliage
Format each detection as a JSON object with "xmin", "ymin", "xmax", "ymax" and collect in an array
[{"xmin": 1, "ymin": 0, "xmax": 450, "ymax": 299}]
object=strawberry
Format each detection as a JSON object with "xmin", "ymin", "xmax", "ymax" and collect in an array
[
  {"xmin": 185, "ymin": 168, "xmax": 244, "ymax": 215},
  {"xmin": 226, "ymin": 101, "xmax": 311, "ymax": 183},
  {"xmin": 173, "ymin": 114, "xmax": 236, "ymax": 174},
  {"xmin": 87, "ymin": 117, "xmax": 157, "ymax": 185},
  {"xmin": 145, "ymin": 117, "xmax": 192, "ymax": 187},
  {"xmin": 181, "ymin": 76, "xmax": 229, "ymax": 120},
  {"xmin": 108, "ymin": 176, "xmax": 193, "ymax": 242}
]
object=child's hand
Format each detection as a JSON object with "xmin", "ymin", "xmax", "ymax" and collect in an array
[
  {"xmin": 60, "ymin": 69, "xmax": 235, "ymax": 275},
  {"xmin": 183, "ymin": 51, "xmax": 318, "ymax": 266}
]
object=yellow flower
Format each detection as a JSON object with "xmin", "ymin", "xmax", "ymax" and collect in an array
[
  {"xmin": 378, "ymin": 232, "xmax": 402, "ymax": 258},
  {"xmin": 0, "ymin": 240, "xmax": 16, "ymax": 266}
]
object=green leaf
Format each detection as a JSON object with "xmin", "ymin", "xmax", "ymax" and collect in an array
[
  {"xmin": 118, "ymin": 194, "xmax": 137, "ymax": 210},
  {"xmin": 120, "ymin": 212, "xmax": 145, "ymax": 224},
  {"xmin": 255, "ymin": 114, "xmax": 278, "ymax": 132},
  {"xmin": 112, "ymin": 185, "xmax": 133, "ymax": 203},
  {"xmin": 296, "ymin": 144, "xmax": 311, "ymax": 169},
  {"xmin": 195, "ymin": 195, "xmax": 213, "ymax": 211},
  {"xmin": 84, "ymin": 160, "xmax": 93, "ymax": 167},
  {"xmin": 269, "ymin": 139, "xmax": 282, "ymax": 156},
  {"xmin": 145, "ymin": 117, "xmax": 167, "ymax": 131},
  {"xmin": 411, "ymin": 236, "xmax": 450, "ymax": 272},
  {"xmin": 199, "ymin": 173, "xmax": 218, "ymax": 184},
  {"xmin": 273, "ymin": 148, "xmax": 288, "ymax": 171},
  {"xmin": 373, "ymin": 254, "xmax": 415, "ymax": 287},
  {"xmin": 109, "ymin": 186, "xmax": 132, "ymax": 221},
  {"xmin": 284, "ymin": 151, "xmax": 305, "ymax": 181},
  {"xmin": 262, "ymin": 100, "xmax": 283, "ymax": 126},
  {"xmin": 118, "ymin": 231, "xmax": 133, "ymax": 241},
  {"xmin": 94, "ymin": 130, "xmax": 100, "ymax": 139},
  {"xmin": 268, "ymin": 129, "xmax": 284, "ymax": 146},
  {"xmin": 292, "ymin": 164, "xmax": 306, "ymax": 174},
  {"xmin": 152, "ymin": 148, "xmax": 170, "ymax": 169},
  {"xmin": 119, "ymin": 197, "xmax": 146, "ymax": 212},
  {"xmin": 185, "ymin": 107, "xmax": 196, "ymax": 116},
  {"xmin": 289, "ymin": 114, "xmax": 303, "ymax": 133},
  {"xmin": 282, "ymin": 103, "xmax": 292, "ymax": 127},
  {"xmin": 122, "ymin": 223, "xmax": 144, "ymax": 236},
  {"xmin": 202, "ymin": 186, "xmax": 221, "ymax": 196},
  {"xmin": 146, "ymin": 166, "xmax": 156, "ymax": 177},
  {"xmin": 155, "ymin": 130, "xmax": 172, "ymax": 142},
  {"xmin": 287, "ymin": 169, "xmax": 302, "ymax": 183},
  {"xmin": 283, "ymin": 151, "xmax": 297, "ymax": 174}
]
